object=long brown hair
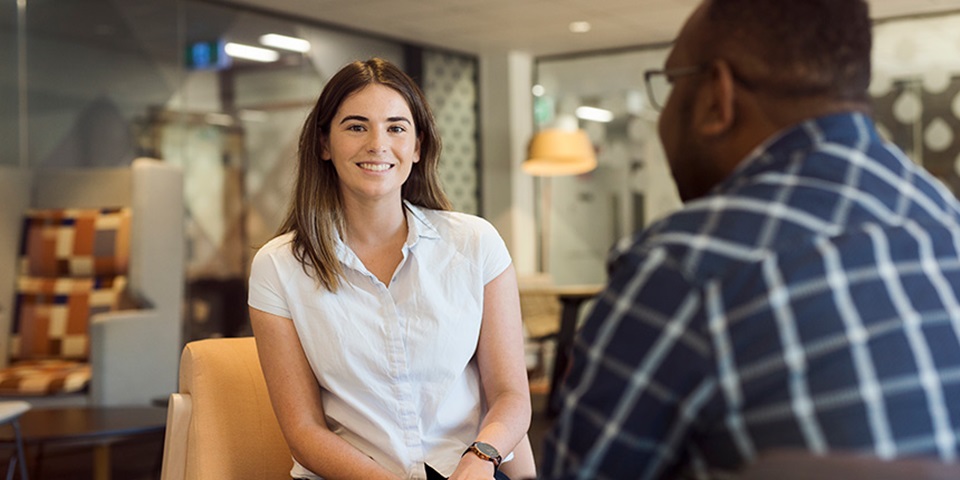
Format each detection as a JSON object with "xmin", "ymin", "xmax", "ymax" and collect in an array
[{"xmin": 277, "ymin": 57, "xmax": 452, "ymax": 291}]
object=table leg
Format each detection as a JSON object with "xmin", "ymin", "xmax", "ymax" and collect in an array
[
  {"xmin": 11, "ymin": 420, "xmax": 27, "ymax": 480},
  {"xmin": 94, "ymin": 444, "xmax": 111, "ymax": 480},
  {"xmin": 547, "ymin": 296, "xmax": 590, "ymax": 416},
  {"xmin": 33, "ymin": 442, "xmax": 44, "ymax": 480}
]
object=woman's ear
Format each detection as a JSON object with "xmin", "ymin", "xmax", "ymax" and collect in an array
[
  {"xmin": 693, "ymin": 59, "xmax": 736, "ymax": 137},
  {"xmin": 320, "ymin": 136, "xmax": 331, "ymax": 161},
  {"xmin": 413, "ymin": 135, "xmax": 421, "ymax": 163}
]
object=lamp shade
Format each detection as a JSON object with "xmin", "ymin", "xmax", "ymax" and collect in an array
[{"xmin": 523, "ymin": 128, "xmax": 597, "ymax": 176}]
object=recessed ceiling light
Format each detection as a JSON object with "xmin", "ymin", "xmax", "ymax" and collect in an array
[
  {"xmin": 532, "ymin": 84, "xmax": 546, "ymax": 97},
  {"xmin": 576, "ymin": 106, "xmax": 614, "ymax": 123},
  {"xmin": 569, "ymin": 21, "xmax": 591, "ymax": 33},
  {"xmin": 224, "ymin": 42, "xmax": 279, "ymax": 62},
  {"xmin": 259, "ymin": 34, "xmax": 311, "ymax": 53}
]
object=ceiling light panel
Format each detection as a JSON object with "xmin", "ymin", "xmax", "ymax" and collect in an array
[{"xmin": 259, "ymin": 33, "xmax": 311, "ymax": 52}]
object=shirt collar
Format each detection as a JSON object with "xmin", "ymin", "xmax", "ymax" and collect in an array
[
  {"xmin": 403, "ymin": 200, "xmax": 441, "ymax": 244},
  {"xmin": 331, "ymin": 201, "xmax": 440, "ymax": 269},
  {"xmin": 711, "ymin": 111, "xmax": 875, "ymax": 196},
  {"xmin": 332, "ymin": 202, "xmax": 440, "ymax": 274},
  {"xmin": 333, "ymin": 200, "xmax": 440, "ymax": 248}
]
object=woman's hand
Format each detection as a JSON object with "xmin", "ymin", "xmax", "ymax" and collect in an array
[{"xmin": 448, "ymin": 451, "xmax": 498, "ymax": 480}]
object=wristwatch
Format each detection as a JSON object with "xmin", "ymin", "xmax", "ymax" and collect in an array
[{"xmin": 462, "ymin": 441, "xmax": 502, "ymax": 470}]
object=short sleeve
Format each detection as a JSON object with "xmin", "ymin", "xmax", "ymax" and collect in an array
[
  {"xmin": 477, "ymin": 218, "xmax": 512, "ymax": 285},
  {"xmin": 248, "ymin": 239, "xmax": 292, "ymax": 318}
]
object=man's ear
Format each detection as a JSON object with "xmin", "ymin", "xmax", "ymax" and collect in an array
[{"xmin": 693, "ymin": 60, "xmax": 736, "ymax": 137}]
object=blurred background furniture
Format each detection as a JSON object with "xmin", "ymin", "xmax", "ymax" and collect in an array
[
  {"xmin": 161, "ymin": 337, "xmax": 290, "ymax": 480},
  {"xmin": 543, "ymin": 284, "xmax": 602, "ymax": 416},
  {"xmin": 0, "ymin": 158, "xmax": 184, "ymax": 407},
  {"xmin": 736, "ymin": 450, "xmax": 960, "ymax": 480},
  {"xmin": 0, "ymin": 406, "xmax": 166, "ymax": 480},
  {"xmin": 0, "ymin": 401, "xmax": 29, "ymax": 480},
  {"xmin": 519, "ymin": 275, "xmax": 603, "ymax": 416},
  {"xmin": 518, "ymin": 278, "xmax": 563, "ymax": 391}
]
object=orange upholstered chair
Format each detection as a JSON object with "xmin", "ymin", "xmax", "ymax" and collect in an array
[{"xmin": 160, "ymin": 337, "xmax": 292, "ymax": 480}]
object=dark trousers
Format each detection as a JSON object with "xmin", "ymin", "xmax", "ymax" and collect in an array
[
  {"xmin": 295, "ymin": 465, "xmax": 511, "ymax": 480},
  {"xmin": 426, "ymin": 463, "xmax": 511, "ymax": 480}
]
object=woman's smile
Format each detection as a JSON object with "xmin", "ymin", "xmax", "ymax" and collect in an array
[{"xmin": 357, "ymin": 162, "xmax": 394, "ymax": 172}]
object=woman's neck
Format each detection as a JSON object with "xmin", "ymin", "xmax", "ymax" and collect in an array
[
  {"xmin": 341, "ymin": 197, "xmax": 409, "ymax": 286},
  {"xmin": 341, "ymin": 196, "xmax": 407, "ymax": 248}
]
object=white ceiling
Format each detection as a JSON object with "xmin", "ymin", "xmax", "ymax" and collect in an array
[{"xmin": 232, "ymin": 0, "xmax": 960, "ymax": 57}]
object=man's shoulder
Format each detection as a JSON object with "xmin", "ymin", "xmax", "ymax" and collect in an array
[
  {"xmin": 618, "ymin": 198, "xmax": 775, "ymax": 280},
  {"xmin": 636, "ymin": 192, "xmax": 803, "ymax": 251},
  {"xmin": 620, "ymin": 182, "xmax": 854, "ymax": 283}
]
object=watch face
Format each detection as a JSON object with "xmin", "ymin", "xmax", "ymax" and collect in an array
[{"xmin": 475, "ymin": 442, "xmax": 499, "ymax": 458}]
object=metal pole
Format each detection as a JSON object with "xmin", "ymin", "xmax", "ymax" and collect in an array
[{"xmin": 17, "ymin": 0, "xmax": 29, "ymax": 168}]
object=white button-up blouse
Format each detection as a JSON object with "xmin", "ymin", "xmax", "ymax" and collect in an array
[{"xmin": 248, "ymin": 202, "xmax": 512, "ymax": 479}]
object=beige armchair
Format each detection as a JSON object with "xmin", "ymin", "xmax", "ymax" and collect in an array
[
  {"xmin": 161, "ymin": 337, "xmax": 292, "ymax": 480},
  {"xmin": 0, "ymin": 158, "xmax": 184, "ymax": 407}
]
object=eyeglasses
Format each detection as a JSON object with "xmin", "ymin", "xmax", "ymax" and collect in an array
[{"xmin": 643, "ymin": 65, "xmax": 704, "ymax": 112}]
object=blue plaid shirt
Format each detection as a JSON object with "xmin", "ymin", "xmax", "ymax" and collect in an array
[{"xmin": 540, "ymin": 113, "xmax": 960, "ymax": 480}]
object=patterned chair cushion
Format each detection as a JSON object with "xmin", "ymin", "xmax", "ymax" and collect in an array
[
  {"xmin": 10, "ymin": 276, "xmax": 128, "ymax": 361},
  {"xmin": 18, "ymin": 207, "xmax": 131, "ymax": 278},
  {"xmin": 0, "ymin": 360, "xmax": 91, "ymax": 396},
  {"xmin": 10, "ymin": 207, "xmax": 132, "ymax": 365}
]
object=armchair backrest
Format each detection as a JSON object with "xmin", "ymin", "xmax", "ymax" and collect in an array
[
  {"xmin": 161, "ymin": 337, "xmax": 291, "ymax": 480},
  {"xmin": 0, "ymin": 158, "xmax": 184, "ymax": 406},
  {"xmin": 28, "ymin": 158, "xmax": 183, "ymax": 328}
]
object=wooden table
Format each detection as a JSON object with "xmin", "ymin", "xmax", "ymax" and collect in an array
[
  {"xmin": 522, "ymin": 284, "xmax": 604, "ymax": 416},
  {"xmin": 0, "ymin": 406, "xmax": 167, "ymax": 480}
]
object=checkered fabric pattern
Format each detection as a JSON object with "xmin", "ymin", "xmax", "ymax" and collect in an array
[
  {"xmin": 0, "ymin": 360, "xmax": 91, "ymax": 395},
  {"xmin": 18, "ymin": 207, "xmax": 130, "ymax": 277},
  {"xmin": 541, "ymin": 113, "xmax": 960, "ymax": 480},
  {"xmin": 11, "ymin": 276, "xmax": 127, "ymax": 360},
  {"xmin": 4, "ymin": 207, "xmax": 130, "ymax": 396}
]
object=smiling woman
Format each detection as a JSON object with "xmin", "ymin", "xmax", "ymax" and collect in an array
[
  {"xmin": 278, "ymin": 58, "xmax": 448, "ymax": 293},
  {"xmin": 322, "ymin": 84, "xmax": 421, "ymax": 208},
  {"xmin": 247, "ymin": 58, "xmax": 536, "ymax": 480}
]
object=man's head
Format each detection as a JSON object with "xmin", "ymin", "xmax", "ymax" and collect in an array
[{"xmin": 657, "ymin": 0, "xmax": 872, "ymax": 202}]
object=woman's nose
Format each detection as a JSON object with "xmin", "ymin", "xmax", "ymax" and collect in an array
[{"xmin": 366, "ymin": 130, "xmax": 387, "ymax": 153}]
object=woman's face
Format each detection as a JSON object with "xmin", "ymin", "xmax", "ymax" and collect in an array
[{"xmin": 322, "ymin": 84, "xmax": 420, "ymax": 205}]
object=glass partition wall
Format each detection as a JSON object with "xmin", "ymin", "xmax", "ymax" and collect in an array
[
  {"xmin": 534, "ymin": 11, "xmax": 960, "ymax": 287},
  {"xmin": 4, "ymin": 0, "xmax": 480, "ymax": 340},
  {"xmin": 0, "ymin": 1, "xmax": 20, "ymax": 166},
  {"xmin": 533, "ymin": 46, "xmax": 681, "ymax": 286}
]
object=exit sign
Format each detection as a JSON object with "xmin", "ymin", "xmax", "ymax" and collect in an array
[{"xmin": 186, "ymin": 40, "xmax": 231, "ymax": 70}]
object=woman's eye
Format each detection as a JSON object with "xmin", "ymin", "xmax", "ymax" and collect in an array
[
  {"xmin": 388, "ymin": 125, "xmax": 406, "ymax": 133},
  {"xmin": 347, "ymin": 124, "xmax": 365, "ymax": 132}
]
